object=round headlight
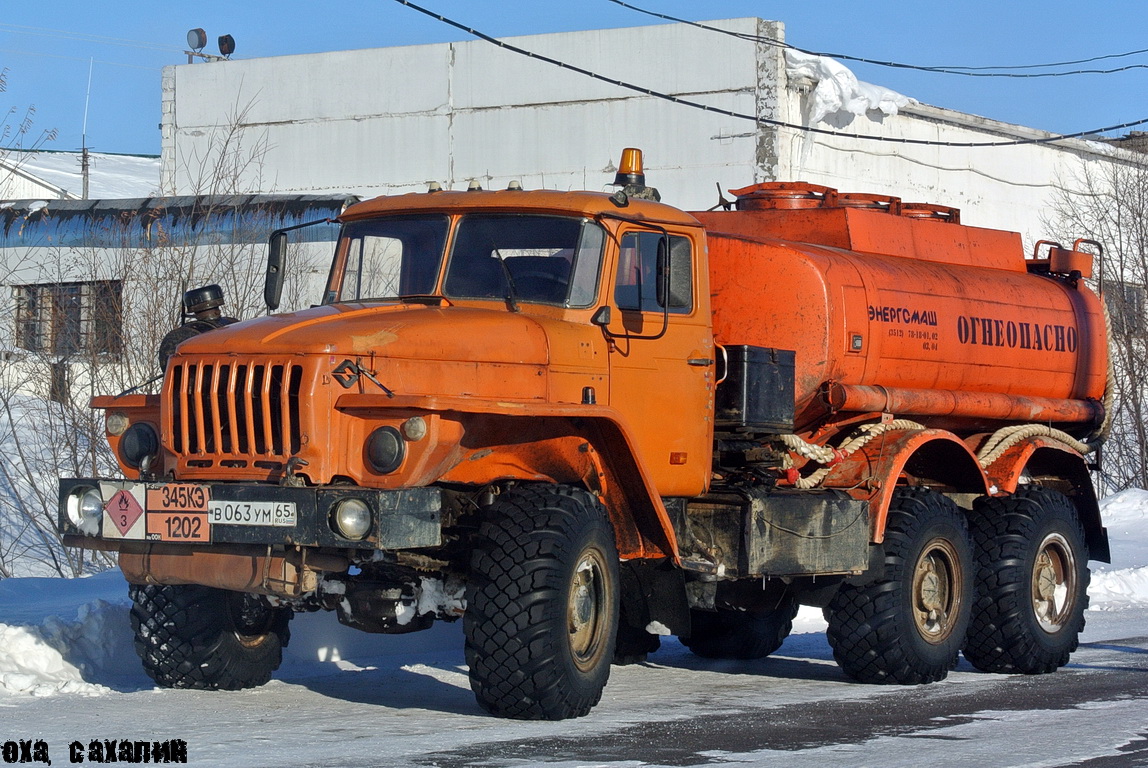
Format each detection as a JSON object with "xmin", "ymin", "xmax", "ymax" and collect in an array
[
  {"xmin": 332, "ymin": 498, "xmax": 372, "ymax": 540},
  {"xmin": 120, "ymin": 422, "xmax": 159, "ymax": 469},
  {"xmin": 366, "ymin": 426, "xmax": 404, "ymax": 474},
  {"xmin": 67, "ymin": 487, "xmax": 103, "ymax": 535}
]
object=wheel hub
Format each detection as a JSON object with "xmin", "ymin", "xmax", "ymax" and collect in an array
[
  {"xmin": 228, "ymin": 592, "xmax": 275, "ymax": 648},
  {"xmin": 1032, "ymin": 532, "xmax": 1077, "ymax": 633},
  {"xmin": 568, "ymin": 550, "xmax": 608, "ymax": 672},
  {"xmin": 912, "ymin": 538, "xmax": 963, "ymax": 643}
]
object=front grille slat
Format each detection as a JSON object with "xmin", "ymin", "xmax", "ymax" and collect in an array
[
  {"xmin": 260, "ymin": 366, "xmax": 275, "ymax": 455},
  {"xmin": 166, "ymin": 358, "xmax": 303, "ymax": 462},
  {"xmin": 210, "ymin": 365, "xmax": 226, "ymax": 453},
  {"xmin": 171, "ymin": 365, "xmax": 185, "ymax": 454},
  {"xmin": 225, "ymin": 365, "xmax": 240, "ymax": 454},
  {"xmin": 192, "ymin": 364, "xmax": 208, "ymax": 454}
]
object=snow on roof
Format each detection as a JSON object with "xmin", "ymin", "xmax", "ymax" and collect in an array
[
  {"xmin": 784, "ymin": 49, "xmax": 916, "ymax": 127},
  {"xmin": 5, "ymin": 150, "xmax": 160, "ymax": 200}
]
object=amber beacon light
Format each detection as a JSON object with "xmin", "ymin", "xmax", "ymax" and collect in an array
[{"xmin": 613, "ymin": 147, "xmax": 646, "ymax": 186}]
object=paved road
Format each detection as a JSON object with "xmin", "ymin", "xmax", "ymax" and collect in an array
[
  {"xmin": 414, "ymin": 628, "xmax": 1148, "ymax": 768},
  {"xmin": 3, "ymin": 611, "xmax": 1146, "ymax": 768}
]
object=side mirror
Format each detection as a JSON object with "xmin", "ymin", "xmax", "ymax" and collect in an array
[
  {"xmin": 591, "ymin": 306, "xmax": 612, "ymax": 327},
  {"xmin": 656, "ymin": 235, "xmax": 692, "ymax": 309},
  {"xmin": 265, "ymin": 231, "xmax": 288, "ymax": 311}
]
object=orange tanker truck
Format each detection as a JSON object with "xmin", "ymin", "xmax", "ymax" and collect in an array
[{"xmin": 58, "ymin": 149, "xmax": 1111, "ymax": 720}]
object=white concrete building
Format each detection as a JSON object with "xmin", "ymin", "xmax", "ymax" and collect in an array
[
  {"xmin": 162, "ymin": 17, "xmax": 1148, "ymax": 246},
  {"xmin": 3, "ymin": 15, "xmax": 1144, "ymax": 404}
]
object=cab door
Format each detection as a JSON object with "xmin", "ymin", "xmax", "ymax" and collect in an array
[{"xmin": 604, "ymin": 228, "xmax": 714, "ymax": 497}]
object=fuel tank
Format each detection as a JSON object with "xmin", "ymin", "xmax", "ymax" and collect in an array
[{"xmin": 694, "ymin": 184, "xmax": 1108, "ymax": 433}]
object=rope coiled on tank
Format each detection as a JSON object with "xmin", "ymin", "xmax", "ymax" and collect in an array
[
  {"xmin": 781, "ymin": 420, "xmax": 926, "ymax": 489},
  {"xmin": 975, "ymin": 424, "xmax": 1095, "ymax": 468}
]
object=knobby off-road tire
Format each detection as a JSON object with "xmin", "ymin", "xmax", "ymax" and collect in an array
[
  {"xmin": 683, "ymin": 598, "xmax": 799, "ymax": 660},
  {"xmin": 465, "ymin": 484, "xmax": 620, "ymax": 720},
  {"xmin": 827, "ymin": 487, "xmax": 973, "ymax": 684},
  {"xmin": 129, "ymin": 584, "xmax": 291, "ymax": 690},
  {"xmin": 963, "ymin": 487, "xmax": 1090, "ymax": 674}
]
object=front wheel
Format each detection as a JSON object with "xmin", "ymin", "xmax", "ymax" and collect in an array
[
  {"xmin": 465, "ymin": 484, "xmax": 619, "ymax": 720},
  {"xmin": 129, "ymin": 584, "xmax": 291, "ymax": 690},
  {"xmin": 826, "ymin": 487, "xmax": 973, "ymax": 684},
  {"xmin": 963, "ymin": 487, "xmax": 1090, "ymax": 674}
]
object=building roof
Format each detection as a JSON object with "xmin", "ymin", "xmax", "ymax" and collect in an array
[{"xmin": 1, "ymin": 149, "xmax": 160, "ymax": 200}]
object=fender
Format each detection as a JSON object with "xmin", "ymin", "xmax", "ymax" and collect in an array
[
  {"xmin": 983, "ymin": 437, "xmax": 1110, "ymax": 563},
  {"xmin": 817, "ymin": 427, "xmax": 991, "ymax": 541},
  {"xmin": 336, "ymin": 393, "xmax": 678, "ymax": 560}
]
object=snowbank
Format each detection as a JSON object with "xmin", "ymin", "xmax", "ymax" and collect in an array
[
  {"xmin": 0, "ymin": 599, "xmax": 130, "ymax": 697},
  {"xmin": 0, "ymin": 489, "xmax": 1145, "ymax": 699},
  {"xmin": 785, "ymin": 49, "xmax": 916, "ymax": 128}
]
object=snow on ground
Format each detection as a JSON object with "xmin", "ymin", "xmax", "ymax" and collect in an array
[{"xmin": 0, "ymin": 489, "xmax": 1143, "ymax": 766}]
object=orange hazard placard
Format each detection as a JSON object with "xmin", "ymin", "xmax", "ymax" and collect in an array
[
  {"xmin": 146, "ymin": 512, "xmax": 210, "ymax": 542},
  {"xmin": 146, "ymin": 484, "xmax": 209, "ymax": 512}
]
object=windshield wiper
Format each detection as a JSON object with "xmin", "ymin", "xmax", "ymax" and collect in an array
[{"xmin": 491, "ymin": 249, "xmax": 521, "ymax": 313}]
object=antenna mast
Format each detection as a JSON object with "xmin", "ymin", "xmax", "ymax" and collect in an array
[{"xmin": 81, "ymin": 58, "xmax": 93, "ymax": 199}]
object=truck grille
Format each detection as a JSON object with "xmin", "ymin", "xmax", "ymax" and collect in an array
[{"xmin": 167, "ymin": 359, "xmax": 303, "ymax": 458}]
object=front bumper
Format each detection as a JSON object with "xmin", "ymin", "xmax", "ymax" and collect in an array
[{"xmin": 58, "ymin": 478, "xmax": 443, "ymax": 551}]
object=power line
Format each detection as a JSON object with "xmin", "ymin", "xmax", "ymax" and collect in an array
[
  {"xmin": 0, "ymin": 48, "xmax": 163, "ymax": 72},
  {"xmin": 607, "ymin": 0, "xmax": 1148, "ymax": 78},
  {"xmin": 0, "ymin": 23, "xmax": 182, "ymax": 54},
  {"xmin": 391, "ymin": 0, "xmax": 1148, "ymax": 148}
]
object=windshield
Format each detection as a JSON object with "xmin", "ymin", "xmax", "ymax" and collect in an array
[
  {"xmin": 444, "ymin": 215, "xmax": 605, "ymax": 307},
  {"xmin": 331, "ymin": 215, "xmax": 448, "ymax": 302}
]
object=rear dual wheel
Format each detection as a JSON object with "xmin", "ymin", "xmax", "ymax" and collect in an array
[
  {"xmin": 963, "ymin": 487, "xmax": 1089, "ymax": 674},
  {"xmin": 827, "ymin": 487, "xmax": 973, "ymax": 684}
]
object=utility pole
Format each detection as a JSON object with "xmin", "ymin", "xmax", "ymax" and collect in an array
[
  {"xmin": 81, "ymin": 145, "xmax": 90, "ymax": 200},
  {"xmin": 81, "ymin": 58, "xmax": 93, "ymax": 200}
]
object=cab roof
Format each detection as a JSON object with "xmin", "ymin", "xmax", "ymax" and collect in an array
[{"xmin": 339, "ymin": 188, "xmax": 702, "ymax": 228}]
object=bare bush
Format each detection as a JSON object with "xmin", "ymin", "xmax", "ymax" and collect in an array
[{"xmin": 0, "ymin": 93, "xmax": 329, "ymax": 577}]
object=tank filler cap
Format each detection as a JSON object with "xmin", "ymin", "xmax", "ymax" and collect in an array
[{"xmin": 729, "ymin": 182, "xmax": 838, "ymax": 211}]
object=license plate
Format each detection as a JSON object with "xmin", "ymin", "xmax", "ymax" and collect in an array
[
  {"xmin": 147, "ymin": 511, "xmax": 210, "ymax": 542},
  {"xmin": 207, "ymin": 500, "xmax": 297, "ymax": 527},
  {"xmin": 147, "ymin": 483, "xmax": 209, "ymax": 512}
]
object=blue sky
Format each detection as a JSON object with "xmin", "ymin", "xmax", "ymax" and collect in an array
[{"xmin": 2, "ymin": 0, "xmax": 1147, "ymax": 156}]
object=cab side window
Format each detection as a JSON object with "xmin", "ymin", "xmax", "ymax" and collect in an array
[{"xmin": 613, "ymin": 232, "xmax": 692, "ymax": 313}]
